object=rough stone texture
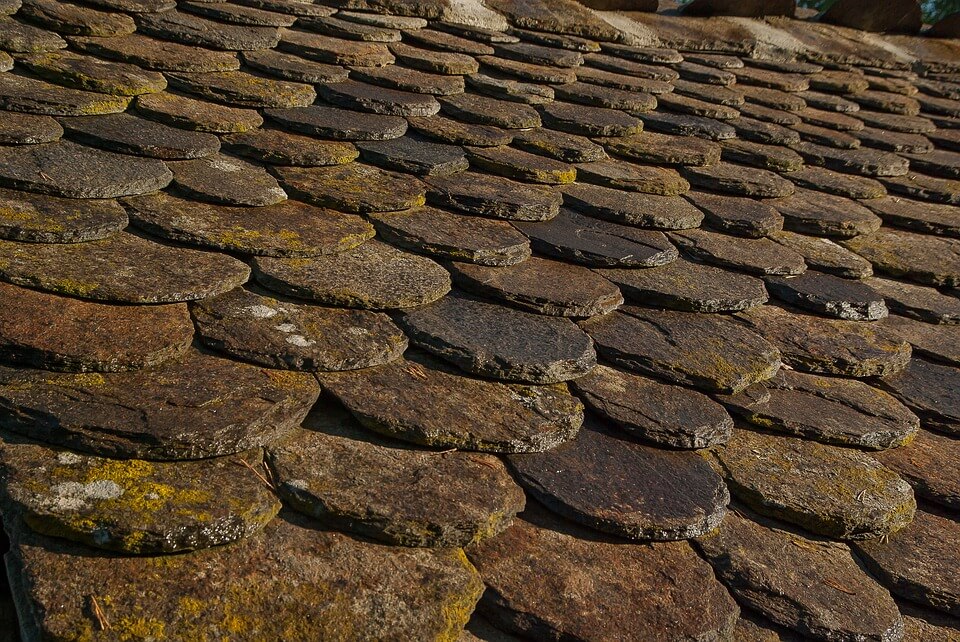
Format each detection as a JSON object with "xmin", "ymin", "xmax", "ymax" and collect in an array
[
  {"xmin": 253, "ymin": 240, "xmax": 449, "ymax": 310},
  {"xmin": 136, "ymin": 9, "xmax": 281, "ymax": 50},
  {"xmin": 191, "ymin": 287, "xmax": 407, "ymax": 371},
  {"xmin": 467, "ymin": 146, "xmax": 575, "ymax": 185},
  {"xmin": 791, "ymin": 142, "xmax": 908, "ymax": 178},
  {"xmin": 353, "ymin": 65, "xmax": 465, "ymax": 96},
  {"xmin": 553, "ymin": 82, "xmax": 656, "ymax": 113},
  {"xmin": 670, "ymin": 229, "xmax": 807, "ymax": 276},
  {"xmin": 136, "ymin": 91, "xmax": 263, "ymax": 133},
  {"xmin": 265, "ymin": 104, "xmax": 405, "ymax": 140},
  {"xmin": 787, "ymin": 166, "xmax": 888, "ymax": 199},
  {"xmin": 539, "ymin": 102, "xmax": 643, "ymax": 138},
  {"xmin": 581, "ymin": 306, "xmax": 781, "ymax": 395},
  {"xmin": 515, "ymin": 209, "xmax": 678, "ymax": 268},
  {"xmin": 400, "ymin": 293, "xmax": 596, "ymax": 384},
  {"xmin": 509, "ymin": 419, "xmax": 728, "ymax": 541},
  {"xmin": 682, "ymin": 162, "xmax": 796, "ymax": 198},
  {"xmin": 0, "ymin": 348, "xmax": 319, "ymax": 460},
  {"xmin": 0, "ymin": 140, "xmax": 170, "ymax": 199},
  {"xmin": 0, "ymin": 16, "xmax": 66, "ymax": 52},
  {"xmin": 866, "ymin": 277, "xmax": 960, "ymax": 324},
  {"xmin": 241, "ymin": 49, "xmax": 349, "ymax": 83},
  {"xmin": 718, "ymin": 368, "xmax": 919, "ymax": 449},
  {"xmin": 408, "ymin": 114, "xmax": 513, "ymax": 147},
  {"xmin": 569, "ymin": 364, "xmax": 732, "ymax": 449},
  {"xmin": 874, "ymin": 429, "xmax": 960, "ymax": 510},
  {"xmin": 603, "ymin": 131, "xmax": 721, "ymax": 167},
  {"xmin": 70, "ymin": 34, "xmax": 240, "ymax": 72},
  {"xmin": 576, "ymin": 159, "xmax": 689, "ymax": 196},
  {"xmin": 854, "ymin": 509, "xmax": 960, "ymax": 617},
  {"xmin": 19, "ymin": 0, "xmax": 135, "ymax": 36},
  {"xmin": 317, "ymin": 80, "xmax": 441, "ymax": 117},
  {"xmin": 18, "ymin": 51, "xmax": 166, "ymax": 96},
  {"xmin": 180, "ymin": 1, "xmax": 297, "ymax": 26},
  {"xmin": 466, "ymin": 73, "xmax": 555, "ymax": 105},
  {"xmin": 320, "ymin": 351, "xmax": 584, "ymax": 452},
  {"xmin": 60, "ymin": 113, "xmax": 220, "ymax": 160},
  {"xmin": 878, "ymin": 357, "xmax": 960, "ymax": 435},
  {"xmin": 0, "ymin": 282, "xmax": 192, "ymax": 373},
  {"xmin": 899, "ymin": 603, "xmax": 960, "ymax": 642},
  {"xmin": 0, "ymin": 186, "xmax": 126, "ymax": 243},
  {"xmin": 439, "ymin": 93, "xmax": 540, "ymax": 129},
  {"xmin": 857, "ymin": 127, "xmax": 933, "ymax": 154},
  {"xmin": 841, "ymin": 229, "xmax": 960, "ymax": 288},
  {"xmin": 769, "ymin": 231, "xmax": 873, "ymax": 279},
  {"xmin": 712, "ymin": 429, "xmax": 916, "ymax": 540},
  {"xmin": 169, "ymin": 155, "xmax": 288, "ymax": 206},
  {"xmin": 880, "ymin": 314, "xmax": 960, "ymax": 367},
  {"xmin": 450, "ymin": 257, "xmax": 622, "ymax": 317},
  {"xmin": 123, "ymin": 191, "xmax": 372, "ymax": 257},
  {"xmin": 166, "ymin": 70, "xmax": 316, "ymax": 109},
  {"xmin": 736, "ymin": 305, "xmax": 912, "ymax": 378},
  {"xmin": 404, "ymin": 27, "xmax": 495, "ymax": 55},
  {"xmin": 881, "ymin": 173, "xmax": 960, "ymax": 206},
  {"xmin": 478, "ymin": 55, "xmax": 576, "ymax": 85},
  {"xmin": 274, "ymin": 163, "xmax": 425, "ymax": 213},
  {"xmin": 562, "ymin": 183, "xmax": 702, "ymax": 229},
  {"xmin": 0, "ymin": 437, "xmax": 280, "ymax": 554},
  {"xmin": 512, "ymin": 128, "xmax": 607, "ymax": 163},
  {"xmin": 599, "ymin": 258, "xmax": 768, "ymax": 313},
  {"xmin": 695, "ymin": 509, "xmax": 905, "ymax": 642},
  {"xmin": 267, "ymin": 403, "xmax": 525, "ymax": 546},
  {"xmin": 6, "ymin": 510, "xmax": 482, "ymax": 641},
  {"xmin": 280, "ymin": 29, "xmax": 394, "ymax": 66},
  {"xmin": 223, "ymin": 129, "xmax": 358, "ymax": 167},
  {"xmin": 426, "ymin": 172, "xmax": 561, "ymax": 221},
  {"xmin": 770, "ymin": 188, "xmax": 882, "ymax": 238},
  {"xmin": 0, "ymin": 232, "xmax": 250, "ymax": 304},
  {"xmin": 861, "ymin": 196, "xmax": 960, "ymax": 238},
  {"xmin": 0, "ymin": 111, "xmax": 62, "ymax": 145},
  {"xmin": 391, "ymin": 42, "xmax": 477, "ymax": 74},
  {"xmin": 639, "ymin": 111, "xmax": 738, "ymax": 141},
  {"xmin": 684, "ymin": 191, "xmax": 783, "ymax": 238},
  {"xmin": 820, "ymin": 0, "xmax": 922, "ymax": 33},
  {"xmin": 468, "ymin": 502, "xmax": 740, "ymax": 642},
  {"xmin": 765, "ymin": 271, "xmax": 887, "ymax": 321},
  {"xmin": 719, "ymin": 139, "xmax": 803, "ymax": 173},
  {"xmin": 357, "ymin": 136, "xmax": 468, "ymax": 176}
]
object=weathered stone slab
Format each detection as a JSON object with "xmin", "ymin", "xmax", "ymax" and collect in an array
[
  {"xmin": 670, "ymin": 229, "xmax": 807, "ymax": 276},
  {"xmin": 223, "ymin": 129, "xmax": 357, "ymax": 167},
  {"xmin": 857, "ymin": 127, "xmax": 932, "ymax": 154},
  {"xmin": 180, "ymin": 1, "xmax": 297, "ymax": 26},
  {"xmin": 60, "ymin": 113, "xmax": 219, "ymax": 160},
  {"xmin": 426, "ymin": 172, "xmax": 561, "ymax": 221},
  {"xmin": 672, "ymin": 78, "xmax": 745, "ymax": 107},
  {"xmin": 866, "ymin": 277, "xmax": 960, "ymax": 324},
  {"xmin": 741, "ymin": 86, "xmax": 807, "ymax": 112},
  {"xmin": 683, "ymin": 162, "xmax": 796, "ymax": 198},
  {"xmin": 404, "ymin": 27, "xmax": 494, "ymax": 55},
  {"xmin": 695, "ymin": 509, "xmax": 905, "ymax": 642},
  {"xmin": 18, "ymin": 51, "xmax": 166, "ymax": 96},
  {"xmin": 878, "ymin": 358, "xmax": 960, "ymax": 435},
  {"xmin": 19, "ymin": 0, "xmax": 135, "ymax": 36},
  {"xmin": 809, "ymin": 70, "xmax": 871, "ymax": 94},
  {"xmin": 337, "ymin": 10, "xmax": 426, "ymax": 29},
  {"xmin": 299, "ymin": 15, "xmax": 400, "ymax": 41},
  {"xmin": 739, "ymin": 103, "xmax": 803, "ymax": 125},
  {"xmin": 512, "ymin": 128, "xmax": 606, "ymax": 163},
  {"xmin": 787, "ymin": 165, "xmax": 887, "ymax": 199},
  {"xmin": 136, "ymin": 9, "xmax": 281, "ymax": 50},
  {"xmin": 400, "ymin": 293, "xmax": 596, "ymax": 384},
  {"xmin": 657, "ymin": 91, "xmax": 740, "ymax": 121},
  {"xmin": 273, "ymin": 163, "xmax": 426, "ymax": 213},
  {"xmin": 0, "ymin": 438, "xmax": 280, "ymax": 553},
  {"xmin": 552, "ymin": 81, "xmax": 656, "ymax": 113},
  {"xmin": 874, "ymin": 429, "xmax": 960, "ymax": 510},
  {"xmin": 861, "ymin": 196, "xmax": 960, "ymax": 238},
  {"xmin": 769, "ymin": 187, "xmax": 882, "ymax": 238},
  {"xmin": 279, "ymin": 29, "xmax": 394, "ymax": 66},
  {"xmin": 795, "ymin": 107, "xmax": 864, "ymax": 133},
  {"xmin": 539, "ymin": 102, "xmax": 642, "ymax": 137},
  {"xmin": 602, "ymin": 131, "xmax": 721, "ymax": 167},
  {"xmin": 576, "ymin": 66, "xmax": 674, "ymax": 95},
  {"xmin": 0, "ymin": 348, "xmax": 319, "ymax": 459},
  {"xmin": 478, "ymin": 55, "xmax": 576, "ymax": 84},
  {"xmin": 515, "ymin": 209, "xmax": 678, "ymax": 268},
  {"xmin": 267, "ymin": 403, "xmax": 524, "ymax": 546},
  {"xmin": 882, "ymin": 172, "xmax": 960, "ymax": 206},
  {"xmin": 468, "ymin": 502, "xmax": 740, "ymax": 642},
  {"xmin": 765, "ymin": 271, "xmax": 887, "ymax": 321},
  {"xmin": 562, "ymin": 183, "xmax": 701, "ymax": 230},
  {"xmin": 0, "ymin": 111, "xmax": 61, "ymax": 145},
  {"xmin": 484, "ymin": 0, "xmax": 622, "ymax": 40},
  {"xmin": 241, "ymin": 49, "xmax": 348, "ymax": 83},
  {"xmin": 736, "ymin": 305, "xmax": 911, "ymax": 378},
  {"xmin": 317, "ymin": 79, "xmax": 440, "ymax": 117},
  {"xmin": 858, "ymin": 110, "xmax": 934, "ymax": 134},
  {"xmin": 320, "ymin": 351, "xmax": 584, "ymax": 452},
  {"xmin": 769, "ymin": 231, "xmax": 873, "ymax": 279},
  {"xmin": 253, "ymin": 240, "xmax": 449, "ymax": 310},
  {"xmin": 0, "ymin": 73, "xmax": 129, "ymax": 116},
  {"xmin": 136, "ymin": 91, "xmax": 262, "ymax": 133},
  {"xmin": 582, "ymin": 307, "xmax": 781, "ymax": 394},
  {"xmin": 0, "ymin": 16, "xmax": 65, "ymax": 52},
  {"xmin": 712, "ymin": 429, "xmax": 916, "ymax": 540},
  {"xmin": 353, "ymin": 64, "xmax": 465, "ymax": 96},
  {"xmin": 880, "ymin": 314, "xmax": 960, "ymax": 367},
  {"xmin": 391, "ymin": 41, "xmax": 477, "ymax": 74},
  {"xmin": 0, "ymin": 187, "xmax": 126, "ymax": 243},
  {"xmin": 71, "ymin": 34, "xmax": 240, "ymax": 72},
  {"xmin": 792, "ymin": 121, "xmax": 861, "ymax": 150},
  {"xmin": 841, "ymin": 229, "xmax": 960, "ymax": 288},
  {"xmin": 166, "ymin": 70, "xmax": 315, "ymax": 108},
  {"xmin": 791, "ymin": 141, "xmax": 909, "ymax": 177},
  {"xmin": 718, "ymin": 139, "xmax": 802, "ymax": 173},
  {"xmin": 264, "ymin": 105, "xmax": 406, "ymax": 140},
  {"xmin": 168, "ymin": 155, "xmax": 286, "ymax": 207},
  {"xmin": 820, "ymin": 0, "xmax": 922, "ymax": 33},
  {"xmin": 466, "ymin": 72, "xmax": 554, "ymax": 105},
  {"xmin": 467, "ymin": 146, "xmax": 575, "ymax": 184},
  {"xmin": 586, "ymin": 53, "xmax": 679, "ymax": 82},
  {"xmin": 683, "ymin": 191, "xmax": 783, "ymax": 238},
  {"xmin": 408, "ymin": 114, "xmax": 512, "ymax": 147},
  {"xmin": 576, "ymin": 159, "xmax": 689, "ymax": 196},
  {"xmin": 638, "ymin": 111, "xmax": 738, "ymax": 141},
  {"xmin": 438, "ymin": 92, "xmax": 542, "ymax": 128}
]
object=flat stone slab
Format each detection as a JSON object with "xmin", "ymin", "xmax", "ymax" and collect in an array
[
  {"xmin": 191, "ymin": 287, "xmax": 407, "ymax": 371},
  {"xmin": 861, "ymin": 196, "xmax": 960, "ymax": 238},
  {"xmin": 879, "ymin": 314, "xmax": 960, "ymax": 367},
  {"xmin": 426, "ymin": 172, "xmax": 561, "ymax": 221},
  {"xmin": 682, "ymin": 162, "xmax": 796, "ymax": 197},
  {"xmin": 878, "ymin": 357, "xmax": 960, "ymax": 435},
  {"xmin": 512, "ymin": 128, "xmax": 606, "ymax": 163},
  {"xmin": 166, "ymin": 70, "xmax": 316, "ymax": 108},
  {"xmin": 317, "ymin": 79, "xmax": 441, "ymax": 117},
  {"xmin": 0, "ymin": 186, "xmax": 126, "ymax": 243},
  {"xmin": 765, "ymin": 271, "xmax": 887, "ymax": 321},
  {"xmin": 469, "ymin": 71, "xmax": 554, "ymax": 104},
  {"xmin": 0, "ymin": 140, "xmax": 171, "ymax": 199},
  {"xmin": 408, "ymin": 114, "xmax": 512, "ymax": 147},
  {"xmin": 450, "ymin": 257, "xmax": 622, "ymax": 317},
  {"xmin": 575, "ymin": 159, "xmax": 689, "ymax": 196},
  {"xmin": 264, "ymin": 105, "xmax": 406, "ymax": 140},
  {"xmin": 854, "ymin": 509, "xmax": 960, "ymax": 618},
  {"xmin": 684, "ymin": 191, "xmax": 783, "ymax": 238},
  {"xmin": 123, "ymin": 191, "xmax": 372, "ymax": 257},
  {"xmin": 787, "ymin": 165, "xmax": 887, "ymax": 199},
  {"xmin": 6, "ymin": 510, "xmax": 481, "ymax": 641},
  {"xmin": 466, "ymin": 146, "xmax": 576, "ymax": 185},
  {"xmin": 670, "ymin": 229, "xmax": 807, "ymax": 276},
  {"xmin": 135, "ymin": 91, "xmax": 263, "ymax": 133},
  {"xmin": 737, "ymin": 305, "xmax": 911, "ymax": 377},
  {"xmin": 274, "ymin": 163, "xmax": 426, "ymax": 213},
  {"xmin": 842, "ymin": 229, "xmax": 960, "ymax": 288},
  {"xmin": 241, "ymin": 49, "xmax": 348, "ymax": 83},
  {"xmin": 0, "ymin": 232, "xmax": 250, "ymax": 303},
  {"xmin": 319, "ymin": 351, "xmax": 584, "ymax": 452},
  {"xmin": 0, "ymin": 15, "xmax": 65, "ymax": 52},
  {"xmin": 612, "ymin": 286, "xmax": 767, "ymax": 364},
  {"xmin": 179, "ymin": 1, "xmax": 298, "ymax": 26},
  {"xmin": 874, "ymin": 429, "xmax": 960, "ymax": 510},
  {"xmin": 0, "ymin": 437, "xmax": 280, "ymax": 553},
  {"xmin": 0, "ymin": 71, "xmax": 129, "ymax": 117},
  {"xmin": 0, "ymin": 281, "xmax": 192, "ymax": 372},
  {"xmin": 638, "ymin": 112, "xmax": 737, "ymax": 141},
  {"xmin": 71, "ymin": 34, "xmax": 240, "ymax": 72},
  {"xmin": 60, "ymin": 113, "xmax": 220, "ymax": 160},
  {"xmin": 468, "ymin": 502, "xmax": 739, "ymax": 642},
  {"xmin": 562, "ymin": 183, "xmax": 703, "ymax": 230},
  {"xmin": 391, "ymin": 42, "xmax": 478, "ymax": 74},
  {"xmin": 281, "ymin": 29, "xmax": 394, "ymax": 66},
  {"xmin": 769, "ymin": 230, "xmax": 873, "ymax": 279},
  {"xmin": 136, "ymin": 9, "xmax": 281, "ymax": 50},
  {"xmin": 569, "ymin": 364, "xmax": 732, "ymax": 449},
  {"xmin": 399, "ymin": 294, "xmax": 596, "ymax": 384},
  {"xmin": 352, "ymin": 65, "xmax": 465, "ymax": 96},
  {"xmin": 168, "ymin": 155, "xmax": 287, "ymax": 206},
  {"xmin": 553, "ymin": 82, "xmax": 657, "ymax": 113},
  {"xmin": 720, "ymin": 139, "xmax": 803, "ymax": 172},
  {"xmin": 253, "ymin": 240, "xmax": 450, "ymax": 310},
  {"xmin": 539, "ymin": 102, "xmax": 642, "ymax": 137},
  {"xmin": 515, "ymin": 209, "xmax": 678, "ymax": 268},
  {"xmin": 770, "ymin": 188, "xmax": 882, "ymax": 238},
  {"xmin": 267, "ymin": 402, "xmax": 525, "ymax": 546},
  {"xmin": 0, "ymin": 111, "xmax": 62, "ymax": 145},
  {"xmin": 404, "ymin": 27, "xmax": 495, "ymax": 55},
  {"xmin": 357, "ymin": 136, "xmax": 468, "ymax": 176},
  {"xmin": 717, "ymin": 368, "xmax": 919, "ymax": 449},
  {"xmin": 791, "ymin": 143, "xmax": 910, "ymax": 178},
  {"xmin": 369, "ymin": 206, "xmax": 531, "ymax": 266},
  {"xmin": 882, "ymin": 172, "xmax": 960, "ymax": 206},
  {"xmin": 439, "ymin": 93, "xmax": 540, "ymax": 129},
  {"xmin": 223, "ymin": 129, "xmax": 358, "ymax": 167},
  {"xmin": 695, "ymin": 509, "xmax": 905, "ymax": 642},
  {"xmin": 18, "ymin": 51, "xmax": 166, "ymax": 96},
  {"xmin": 0, "ymin": 348, "xmax": 319, "ymax": 460}
]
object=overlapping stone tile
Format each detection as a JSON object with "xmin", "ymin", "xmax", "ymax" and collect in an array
[
  {"xmin": 787, "ymin": 165, "xmax": 887, "ymax": 199},
  {"xmin": 795, "ymin": 107, "xmax": 865, "ymax": 133},
  {"xmin": 440, "ymin": 93, "xmax": 543, "ymax": 129},
  {"xmin": 60, "ymin": 113, "xmax": 220, "ymax": 160},
  {"xmin": 880, "ymin": 314, "xmax": 960, "ymax": 367},
  {"xmin": 879, "ymin": 357, "xmax": 960, "ymax": 436},
  {"xmin": 320, "ymin": 351, "xmax": 584, "ymax": 452},
  {"xmin": 0, "ymin": 186, "xmax": 126, "ymax": 243},
  {"xmin": 575, "ymin": 66, "xmax": 674, "ymax": 94},
  {"xmin": 882, "ymin": 172, "xmax": 960, "ymax": 205},
  {"xmin": 179, "ymin": 1, "xmax": 297, "ymax": 27},
  {"xmin": 793, "ymin": 121, "xmax": 862, "ymax": 150},
  {"xmin": 404, "ymin": 27, "xmax": 494, "ymax": 55},
  {"xmin": 223, "ymin": 129, "xmax": 357, "ymax": 167},
  {"xmin": 241, "ymin": 49, "xmax": 348, "ymax": 83},
  {"xmin": 875, "ymin": 429, "xmax": 960, "ymax": 510},
  {"xmin": 353, "ymin": 64, "xmax": 465, "ymax": 95},
  {"xmin": 866, "ymin": 277, "xmax": 960, "ymax": 324},
  {"xmin": 165, "ymin": 70, "xmax": 316, "ymax": 108},
  {"xmin": 768, "ymin": 230, "xmax": 873, "ymax": 279},
  {"xmin": 576, "ymin": 159, "xmax": 689, "ymax": 195},
  {"xmin": 682, "ymin": 162, "xmax": 796, "ymax": 198},
  {"xmin": 355, "ymin": 135, "xmax": 467, "ymax": 176},
  {"xmin": 18, "ymin": 51, "xmax": 166, "ymax": 96},
  {"xmin": 466, "ymin": 72, "xmax": 554, "ymax": 105},
  {"xmin": 858, "ymin": 110, "xmax": 935, "ymax": 134},
  {"xmin": 77, "ymin": 0, "xmax": 173, "ymax": 12},
  {"xmin": 770, "ymin": 187, "xmax": 882, "ymax": 238},
  {"xmin": 300, "ymin": 15, "xmax": 400, "ymax": 41},
  {"xmin": 273, "ymin": 163, "xmax": 425, "ymax": 213},
  {"xmin": 466, "ymin": 146, "xmax": 575, "ymax": 185},
  {"xmin": 317, "ymin": 79, "xmax": 441, "ymax": 117},
  {"xmin": 18, "ymin": 0, "xmax": 136, "ymax": 36},
  {"xmin": 0, "ymin": 16, "xmax": 65, "ymax": 52},
  {"xmin": 265, "ymin": 105, "xmax": 406, "ymax": 140},
  {"xmin": 168, "ymin": 155, "xmax": 286, "ymax": 207},
  {"xmin": 741, "ymin": 86, "xmax": 807, "ymax": 112},
  {"xmin": 136, "ymin": 9, "xmax": 281, "ymax": 50},
  {"xmin": 861, "ymin": 196, "xmax": 960, "ymax": 238},
  {"xmin": 562, "ymin": 183, "xmax": 702, "ymax": 229},
  {"xmin": 70, "ymin": 34, "xmax": 240, "ymax": 72},
  {"xmin": 719, "ymin": 139, "xmax": 803, "ymax": 172},
  {"xmin": 512, "ymin": 128, "xmax": 606, "ymax": 163},
  {"xmin": 638, "ymin": 111, "xmax": 738, "ymax": 141},
  {"xmin": 857, "ymin": 127, "xmax": 932, "ymax": 154},
  {"xmin": 0, "ymin": 111, "xmax": 61, "ymax": 145},
  {"xmin": 0, "ymin": 73, "xmax": 129, "ymax": 116},
  {"xmin": 602, "ymin": 130, "xmax": 721, "ymax": 167},
  {"xmin": 280, "ymin": 29, "xmax": 394, "ymax": 66},
  {"xmin": 552, "ymin": 81, "xmax": 656, "ymax": 112},
  {"xmin": 136, "ymin": 91, "xmax": 263, "ymax": 133},
  {"xmin": 739, "ymin": 102, "xmax": 803, "ymax": 125},
  {"xmin": 683, "ymin": 190, "xmax": 782, "ymax": 238},
  {"xmin": 841, "ymin": 229, "xmax": 960, "ymax": 287},
  {"xmin": 408, "ymin": 114, "xmax": 512, "ymax": 146},
  {"xmin": 426, "ymin": 171, "xmax": 561, "ymax": 221},
  {"xmin": 670, "ymin": 229, "xmax": 806, "ymax": 276},
  {"xmin": 765, "ymin": 271, "xmax": 887, "ymax": 321},
  {"xmin": 391, "ymin": 41, "xmax": 477, "ymax": 74},
  {"xmin": 0, "ymin": 437, "xmax": 280, "ymax": 553},
  {"xmin": 337, "ymin": 11, "xmax": 427, "ymax": 29},
  {"xmin": 478, "ymin": 55, "xmax": 576, "ymax": 84}
]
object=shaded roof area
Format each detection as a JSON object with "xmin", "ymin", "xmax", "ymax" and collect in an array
[{"xmin": 0, "ymin": 0, "xmax": 959, "ymax": 639}]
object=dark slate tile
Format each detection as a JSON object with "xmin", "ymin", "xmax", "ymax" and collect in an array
[
  {"xmin": 0, "ymin": 281, "xmax": 191, "ymax": 372},
  {"xmin": 675, "ymin": 60, "xmax": 736, "ymax": 85},
  {"xmin": 856, "ymin": 127, "xmax": 932, "ymax": 153},
  {"xmin": 682, "ymin": 162, "xmax": 796, "ymax": 198},
  {"xmin": 874, "ymin": 429, "xmax": 960, "ymax": 510},
  {"xmin": 320, "ymin": 350, "xmax": 584, "ymax": 452},
  {"xmin": 841, "ymin": 229, "xmax": 960, "ymax": 288},
  {"xmin": 768, "ymin": 230, "xmax": 873, "ymax": 279},
  {"xmin": 879, "ymin": 357, "xmax": 960, "ymax": 435},
  {"xmin": 719, "ymin": 138, "xmax": 803, "ymax": 172},
  {"xmin": 433, "ymin": 21, "xmax": 518, "ymax": 44},
  {"xmin": 273, "ymin": 163, "xmax": 426, "ymax": 213},
  {"xmin": 467, "ymin": 503, "xmax": 740, "ymax": 641},
  {"xmin": 0, "ymin": 72, "xmax": 129, "ymax": 116},
  {"xmin": 165, "ymin": 70, "xmax": 316, "ymax": 108},
  {"xmin": 465, "ymin": 72, "xmax": 554, "ymax": 105},
  {"xmin": 881, "ymin": 172, "xmax": 960, "ymax": 205},
  {"xmin": 741, "ymin": 85, "xmax": 807, "ymax": 112},
  {"xmin": 223, "ymin": 129, "xmax": 357, "ymax": 167},
  {"xmin": 770, "ymin": 187, "xmax": 882, "ymax": 238},
  {"xmin": 0, "ymin": 140, "xmax": 170, "ymax": 198},
  {"xmin": 279, "ymin": 29, "xmax": 394, "ymax": 66},
  {"xmin": 585, "ymin": 53, "xmax": 678, "ymax": 82},
  {"xmin": 562, "ymin": 183, "xmax": 703, "ymax": 229},
  {"xmin": 569, "ymin": 364, "xmax": 732, "ymax": 449},
  {"xmin": 515, "ymin": 209, "xmax": 678, "ymax": 268},
  {"xmin": 675, "ymin": 53, "xmax": 742, "ymax": 69},
  {"xmin": 191, "ymin": 287, "xmax": 406, "ymax": 371},
  {"xmin": 483, "ymin": 0, "xmax": 623, "ymax": 40},
  {"xmin": 551, "ymin": 81, "xmax": 656, "ymax": 112},
  {"xmin": 352, "ymin": 64, "xmax": 464, "ymax": 95},
  {"xmin": 233, "ymin": 0, "xmax": 331, "ymax": 17},
  {"xmin": 0, "ymin": 15, "xmax": 65, "ymax": 52},
  {"xmin": 298, "ymin": 15, "xmax": 400, "ymax": 42},
  {"xmin": 407, "ymin": 114, "xmax": 513, "ymax": 146},
  {"xmin": 637, "ymin": 111, "xmax": 738, "ymax": 141},
  {"xmin": 168, "ymin": 155, "xmax": 286, "ymax": 207},
  {"xmin": 136, "ymin": 92, "xmax": 262, "ymax": 133},
  {"xmin": 717, "ymin": 368, "xmax": 918, "ymax": 449},
  {"xmin": 599, "ymin": 257, "xmax": 768, "ymax": 313},
  {"xmin": 267, "ymin": 404, "xmax": 524, "ymax": 546},
  {"xmin": 712, "ymin": 428, "xmax": 915, "ymax": 540},
  {"xmin": 796, "ymin": 90, "xmax": 860, "ymax": 113},
  {"xmin": 808, "ymin": 69, "xmax": 870, "ymax": 94},
  {"xmin": 19, "ymin": 0, "xmax": 136, "ymax": 36},
  {"xmin": 390, "ymin": 41, "xmax": 477, "ymax": 74},
  {"xmin": 512, "ymin": 128, "xmax": 607, "ymax": 163},
  {"xmin": 317, "ymin": 79, "xmax": 440, "ymax": 117},
  {"xmin": 671, "ymin": 79, "xmax": 745, "ymax": 107},
  {"xmin": 73, "ymin": 0, "xmax": 173, "ymax": 12},
  {"xmin": 356, "ymin": 135, "xmax": 467, "ymax": 176},
  {"xmin": 253, "ymin": 240, "xmax": 449, "ymax": 310},
  {"xmin": 264, "ymin": 104, "xmax": 405, "ymax": 140},
  {"xmin": 493, "ymin": 41, "xmax": 582, "ymax": 67},
  {"xmin": 369, "ymin": 206, "xmax": 531, "ymax": 266},
  {"xmin": 538, "ymin": 102, "xmax": 642, "ymax": 137},
  {"xmin": 241, "ymin": 49, "xmax": 348, "ymax": 83},
  {"xmin": 900, "ymin": 149, "xmax": 960, "ymax": 181},
  {"xmin": 927, "ymin": 127, "xmax": 960, "ymax": 152},
  {"xmin": 865, "ymin": 277, "xmax": 960, "ymax": 324},
  {"xmin": 0, "ymin": 50, "xmax": 11, "ymax": 72},
  {"xmin": 478, "ymin": 55, "xmax": 577, "ymax": 84},
  {"xmin": 736, "ymin": 304, "xmax": 911, "ymax": 378},
  {"xmin": 69, "ymin": 34, "xmax": 240, "ymax": 72},
  {"xmin": 425, "ymin": 172, "xmax": 561, "ymax": 221},
  {"xmin": 18, "ymin": 50, "xmax": 166, "ymax": 96},
  {"xmin": 657, "ymin": 92, "xmax": 740, "ymax": 121},
  {"xmin": 851, "ymin": 90, "xmax": 920, "ymax": 116},
  {"xmin": 791, "ymin": 141, "xmax": 909, "ymax": 177},
  {"xmin": 449, "ymin": 256, "xmax": 622, "ymax": 317},
  {"xmin": 59, "ymin": 113, "xmax": 220, "ymax": 160},
  {"xmin": 575, "ymin": 66, "xmax": 674, "ymax": 95},
  {"xmin": 0, "ymin": 348, "xmax": 318, "ymax": 459},
  {"xmin": 791, "ymin": 121, "xmax": 861, "ymax": 149},
  {"xmin": 467, "ymin": 145, "xmax": 574, "ymax": 185},
  {"xmin": 786, "ymin": 165, "xmax": 887, "ymax": 199},
  {"xmin": 795, "ymin": 106, "xmax": 864, "ymax": 132},
  {"xmin": 509, "ymin": 419, "xmax": 728, "ymax": 540},
  {"xmin": 738, "ymin": 102, "xmax": 803, "ymax": 125},
  {"xmin": 732, "ymin": 66, "xmax": 808, "ymax": 92},
  {"xmin": 670, "ymin": 229, "xmax": 806, "ymax": 276},
  {"xmin": 765, "ymin": 270, "xmax": 886, "ymax": 320},
  {"xmin": 336, "ymin": 10, "xmax": 427, "ymax": 29},
  {"xmin": 695, "ymin": 509, "xmax": 904, "ymax": 642},
  {"xmin": 403, "ymin": 27, "xmax": 495, "ymax": 56},
  {"xmin": 0, "ymin": 438, "xmax": 280, "ymax": 553},
  {"xmin": 857, "ymin": 109, "xmax": 935, "ymax": 133},
  {"xmin": 439, "ymin": 93, "xmax": 540, "ymax": 129},
  {"xmin": 511, "ymin": 28, "xmax": 600, "ymax": 53},
  {"xmin": 602, "ymin": 131, "xmax": 721, "ymax": 167},
  {"xmin": 581, "ymin": 307, "xmax": 781, "ymax": 394},
  {"xmin": 880, "ymin": 314, "xmax": 960, "ymax": 367},
  {"xmin": 178, "ymin": 1, "xmax": 296, "ymax": 26},
  {"xmin": 135, "ymin": 9, "xmax": 280, "ymax": 50},
  {"xmin": 683, "ymin": 191, "xmax": 783, "ymax": 238},
  {"xmin": 861, "ymin": 195, "xmax": 960, "ymax": 238},
  {"xmin": 0, "ymin": 186, "xmax": 126, "ymax": 243}
]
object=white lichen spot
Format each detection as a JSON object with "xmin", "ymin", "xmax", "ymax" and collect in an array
[
  {"xmin": 244, "ymin": 305, "xmax": 278, "ymax": 319},
  {"xmin": 286, "ymin": 479, "xmax": 310, "ymax": 491},
  {"xmin": 84, "ymin": 480, "xmax": 124, "ymax": 500},
  {"xmin": 56, "ymin": 452, "xmax": 83, "ymax": 466},
  {"xmin": 285, "ymin": 335, "xmax": 316, "ymax": 348},
  {"xmin": 210, "ymin": 158, "xmax": 243, "ymax": 172},
  {"xmin": 346, "ymin": 327, "xmax": 369, "ymax": 336},
  {"xmin": 274, "ymin": 323, "xmax": 297, "ymax": 333}
]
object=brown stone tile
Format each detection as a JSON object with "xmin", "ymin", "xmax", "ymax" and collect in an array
[
  {"xmin": 136, "ymin": 92, "xmax": 263, "ymax": 133},
  {"xmin": 841, "ymin": 229, "xmax": 960, "ymax": 287},
  {"xmin": 670, "ymin": 229, "xmax": 806, "ymax": 276},
  {"xmin": 769, "ymin": 230, "xmax": 873, "ymax": 279},
  {"xmin": 70, "ymin": 34, "xmax": 240, "ymax": 72},
  {"xmin": 0, "ymin": 186, "xmax": 126, "ymax": 242}
]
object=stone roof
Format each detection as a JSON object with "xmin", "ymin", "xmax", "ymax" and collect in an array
[{"xmin": 0, "ymin": 0, "xmax": 959, "ymax": 639}]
